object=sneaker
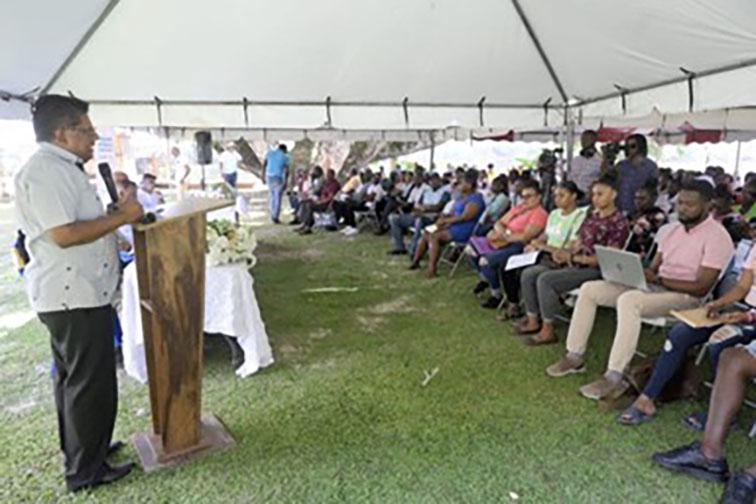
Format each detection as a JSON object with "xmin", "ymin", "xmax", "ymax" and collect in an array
[
  {"xmin": 579, "ymin": 376, "xmax": 628, "ymax": 401},
  {"xmin": 343, "ymin": 226, "xmax": 359, "ymax": 236},
  {"xmin": 721, "ymin": 472, "xmax": 756, "ymax": 503},
  {"xmin": 480, "ymin": 296, "xmax": 503, "ymax": 309},
  {"xmin": 472, "ymin": 280, "xmax": 489, "ymax": 295},
  {"xmin": 652, "ymin": 442, "xmax": 730, "ymax": 483},
  {"xmin": 387, "ymin": 249, "xmax": 408, "ymax": 256},
  {"xmin": 546, "ymin": 356, "xmax": 586, "ymax": 378}
]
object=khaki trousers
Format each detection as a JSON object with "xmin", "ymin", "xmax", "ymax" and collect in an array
[{"xmin": 566, "ymin": 280, "xmax": 699, "ymax": 373}]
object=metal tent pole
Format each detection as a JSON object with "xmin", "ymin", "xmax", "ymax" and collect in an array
[
  {"xmin": 429, "ymin": 131, "xmax": 436, "ymax": 171},
  {"xmin": 563, "ymin": 108, "xmax": 576, "ymax": 180},
  {"xmin": 735, "ymin": 140, "xmax": 743, "ymax": 178}
]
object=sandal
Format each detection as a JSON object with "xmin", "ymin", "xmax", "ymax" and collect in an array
[
  {"xmin": 515, "ymin": 320, "xmax": 541, "ymax": 335},
  {"xmin": 682, "ymin": 411, "xmax": 737, "ymax": 433},
  {"xmin": 524, "ymin": 334, "xmax": 558, "ymax": 346},
  {"xmin": 618, "ymin": 405, "xmax": 655, "ymax": 426}
]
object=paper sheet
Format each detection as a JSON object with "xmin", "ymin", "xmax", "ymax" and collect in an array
[{"xmin": 505, "ymin": 251, "xmax": 541, "ymax": 271}]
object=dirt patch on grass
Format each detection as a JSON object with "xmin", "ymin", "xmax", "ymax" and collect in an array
[
  {"xmin": 356, "ymin": 315, "xmax": 387, "ymax": 333},
  {"xmin": 256, "ymin": 242, "xmax": 325, "ymax": 263},
  {"xmin": 309, "ymin": 328, "xmax": 332, "ymax": 340},
  {"xmin": 366, "ymin": 295, "xmax": 416, "ymax": 315},
  {"xmin": 4, "ymin": 399, "xmax": 38, "ymax": 416}
]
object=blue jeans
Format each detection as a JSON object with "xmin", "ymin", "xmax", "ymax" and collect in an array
[
  {"xmin": 389, "ymin": 213, "xmax": 431, "ymax": 255},
  {"xmin": 267, "ymin": 176, "xmax": 284, "ymax": 222},
  {"xmin": 643, "ymin": 322, "xmax": 756, "ymax": 399},
  {"xmin": 289, "ymin": 193, "xmax": 301, "ymax": 214},
  {"xmin": 475, "ymin": 243, "xmax": 524, "ymax": 290},
  {"xmin": 222, "ymin": 172, "xmax": 238, "ymax": 188}
]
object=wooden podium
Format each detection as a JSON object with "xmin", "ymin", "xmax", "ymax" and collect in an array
[{"xmin": 130, "ymin": 197, "xmax": 236, "ymax": 472}]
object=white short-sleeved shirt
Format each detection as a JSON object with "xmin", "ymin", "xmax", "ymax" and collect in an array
[
  {"xmin": 137, "ymin": 188, "xmax": 162, "ymax": 212},
  {"xmin": 14, "ymin": 143, "xmax": 120, "ymax": 312},
  {"xmin": 219, "ymin": 150, "xmax": 240, "ymax": 175}
]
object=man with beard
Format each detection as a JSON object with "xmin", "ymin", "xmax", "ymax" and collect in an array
[{"xmin": 546, "ymin": 180, "xmax": 734, "ymax": 401}]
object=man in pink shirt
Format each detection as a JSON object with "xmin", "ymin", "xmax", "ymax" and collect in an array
[{"xmin": 547, "ymin": 180, "xmax": 734, "ymax": 400}]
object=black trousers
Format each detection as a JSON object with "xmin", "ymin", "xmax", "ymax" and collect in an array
[
  {"xmin": 38, "ymin": 305, "xmax": 117, "ymax": 491},
  {"xmin": 300, "ymin": 200, "xmax": 331, "ymax": 228},
  {"xmin": 332, "ymin": 199, "xmax": 368, "ymax": 227}
]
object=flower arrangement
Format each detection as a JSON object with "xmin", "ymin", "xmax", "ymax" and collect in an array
[{"xmin": 206, "ymin": 219, "xmax": 257, "ymax": 267}]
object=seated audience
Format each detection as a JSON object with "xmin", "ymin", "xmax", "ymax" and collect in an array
[
  {"xmin": 497, "ymin": 181, "xmax": 587, "ymax": 319},
  {"xmin": 297, "ymin": 169, "xmax": 341, "ymax": 234},
  {"xmin": 377, "ymin": 167, "xmax": 428, "ymax": 234},
  {"xmin": 410, "ymin": 169, "xmax": 485, "ymax": 278},
  {"xmin": 137, "ymin": 173, "xmax": 164, "ymax": 213},
  {"xmin": 652, "ymin": 341, "xmax": 756, "ymax": 503},
  {"xmin": 655, "ymin": 168, "xmax": 674, "ymax": 214},
  {"xmin": 712, "ymin": 185, "xmax": 737, "ymax": 223},
  {"xmin": 618, "ymin": 252, "xmax": 756, "ymax": 425},
  {"xmin": 536, "ymin": 150, "xmax": 558, "ymax": 211},
  {"xmin": 287, "ymin": 168, "xmax": 308, "ymax": 224},
  {"xmin": 293, "ymin": 166, "xmax": 324, "ymax": 225},
  {"xmin": 516, "ymin": 174, "xmax": 629, "ymax": 345},
  {"xmin": 626, "ymin": 183, "xmax": 667, "ymax": 259},
  {"xmin": 468, "ymin": 179, "xmax": 548, "ymax": 308},
  {"xmin": 332, "ymin": 170, "xmax": 372, "ymax": 234},
  {"xmin": 547, "ymin": 179, "xmax": 734, "ymax": 401},
  {"xmin": 388, "ymin": 173, "xmax": 450, "ymax": 256},
  {"xmin": 475, "ymin": 175, "xmax": 510, "ymax": 236},
  {"xmin": 340, "ymin": 172, "xmax": 387, "ymax": 236}
]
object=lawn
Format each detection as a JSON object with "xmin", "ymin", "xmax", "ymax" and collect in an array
[{"xmin": 1, "ymin": 213, "xmax": 753, "ymax": 503}]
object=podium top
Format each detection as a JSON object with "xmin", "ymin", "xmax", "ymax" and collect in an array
[{"xmin": 134, "ymin": 197, "xmax": 234, "ymax": 232}]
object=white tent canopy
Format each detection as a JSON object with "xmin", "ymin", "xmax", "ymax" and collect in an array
[{"xmin": 3, "ymin": 0, "xmax": 756, "ymax": 137}]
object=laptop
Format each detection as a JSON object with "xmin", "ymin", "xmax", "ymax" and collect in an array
[{"xmin": 594, "ymin": 245, "xmax": 650, "ymax": 291}]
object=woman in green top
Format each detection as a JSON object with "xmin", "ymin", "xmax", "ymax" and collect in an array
[{"xmin": 496, "ymin": 181, "xmax": 587, "ymax": 319}]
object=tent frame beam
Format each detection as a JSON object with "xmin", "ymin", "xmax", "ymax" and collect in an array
[
  {"xmin": 83, "ymin": 98, "xmax": 546, "ymax": 109},
  {"xmin": 41, "ymin": 0, "xmax": 121, "ymax": 95},
  {"xmin": 577, "ymin": 57, "xmax": 756, "ymax": 109},
  {"xmin": 511, "ymin": 0, "xmax": 569, "ymax": 104}
]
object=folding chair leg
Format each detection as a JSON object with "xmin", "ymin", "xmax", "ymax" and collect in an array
[
  {"xmin": 750, "ymin": 421, "xmax": 756, "ymax": 439},
  {"xmin": 695, "ymin": 343, "xmax": 710, "ymax": 366},
  {"xmin": 449, "ymin": 252, "xmax": 466, "ymax": 278},
  {"xmin": 496, "ymin": 296, "xmax": 508, "ymax": 312}
]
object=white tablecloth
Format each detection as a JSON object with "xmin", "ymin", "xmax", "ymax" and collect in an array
[{"xmin": 120, "ymin": 261, "xmax": 273, "ymax": 382}]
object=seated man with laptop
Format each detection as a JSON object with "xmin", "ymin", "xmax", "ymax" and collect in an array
[{"xmin": 546, "ymin": 179, "xmax": 735, "ymax": 401}]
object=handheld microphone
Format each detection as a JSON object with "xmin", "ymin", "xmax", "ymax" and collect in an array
[
  {"xmin": 98, "ymin": 162, "xmax": 120, "ymax": 206},
  {"xmin": 98, "ymin": 162, "xmax": 157, "ymax": 224}
]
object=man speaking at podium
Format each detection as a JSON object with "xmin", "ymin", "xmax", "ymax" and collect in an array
[{"xmin": 14, "ymin": 95, "xmax": 144, "ymax": 492}]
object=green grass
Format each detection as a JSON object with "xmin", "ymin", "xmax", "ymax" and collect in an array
[{"xmin": 1, "ymin": 223, "xmax": 754, "ymax": 503}]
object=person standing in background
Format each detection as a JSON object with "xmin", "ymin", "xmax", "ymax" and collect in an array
[
  {"xmin": 568, "ymin": 130, "xmax": 601, "ymax": 202},
  {"xmin": 219, "ymin": 143, "xmax": 241, "ymax": 189},
  {"xmin": 602, "ymin": 133, "xmax": 658, "ymax": 215},
  {"xmin": 263, "ymin": 144, "xmax": 290, "ymax": 223},
  {"xmin": 170, "ymin": 146, "xmax": 191, "ymax": 201}
]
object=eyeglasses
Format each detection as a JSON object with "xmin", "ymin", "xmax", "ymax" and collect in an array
[
  {"xmin": 67, "ymin": 126, "xmax": 98, "ymax": 137},
  {"xmin": 626, "ymin": 142, "xmax": 638, "ymax": 149}
]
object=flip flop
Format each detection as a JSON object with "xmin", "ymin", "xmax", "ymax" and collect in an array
[
  {"xmin": 682, "ymin": 411, "xmax": 707, "ymax": 432},
  {"xmin": 682, "ymin": 411, "xmax": 737, "ymax": 433},
  {"xmin": 618, "ymin": 405, "xmax": 655, "ymax": 426}
]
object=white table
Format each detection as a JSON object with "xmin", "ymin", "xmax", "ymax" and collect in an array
[{"xmin": 120, "ymin": 261, "xmax": 273, "ymax": 382}]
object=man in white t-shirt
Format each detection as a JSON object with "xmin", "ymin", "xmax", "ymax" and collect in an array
[
  {"xmin": 137, "ymin": 173, "xmax": 163, "ymax": 213},
  {"xmin": 219, "ymin": 144, "xmax": 241, "ymax": 188},
  {"xmin": 170, "ymin": 147, "xmax": 191, "ymax": 200}
]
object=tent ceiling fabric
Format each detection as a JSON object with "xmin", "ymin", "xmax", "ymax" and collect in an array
[
  {"xmin": 0, "ymin": 0, "xmax": 111, "ymax": 119},
  {"xmin": 3, "ymin": 0, "xmax": 756, "ymax": 136}
]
